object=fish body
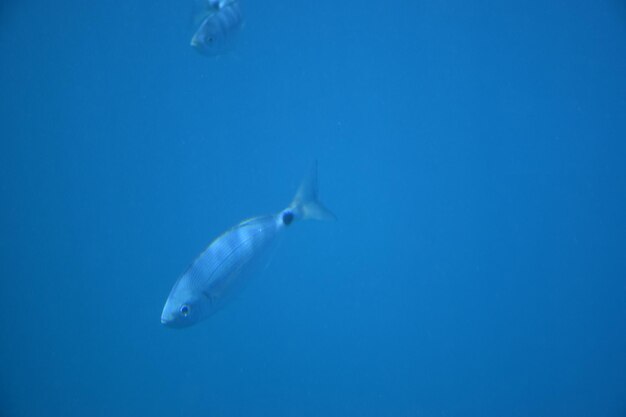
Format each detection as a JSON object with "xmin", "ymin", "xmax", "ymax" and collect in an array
[
  {"xmin": 161, "ymin": 165, "xmax": 335, "ymax": 328},
  {"xmin": 190, "ymin": 0, "xmax": 242, "ymax": 56}
]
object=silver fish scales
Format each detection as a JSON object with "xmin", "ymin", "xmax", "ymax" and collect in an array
[{"xmin": 161, "ymin": 165, "xmax": 335, "ymax": 328}]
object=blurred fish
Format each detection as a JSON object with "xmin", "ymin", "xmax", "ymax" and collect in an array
[
  {"xmin": 190, "ymin": 0, "xmax": 243, "ymax": 56},
  {"xmin": 161, "ymin": 164, "xmax": 335, "ymax": 328}
]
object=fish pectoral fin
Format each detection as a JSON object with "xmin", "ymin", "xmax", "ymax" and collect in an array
[{"xmin": 201, "ymin": 291, "xmax": 214, "ymax": 304}]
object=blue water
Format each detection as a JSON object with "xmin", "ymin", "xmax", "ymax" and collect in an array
[{"xmin": 2, "ymin": 0, "xmax": 626, "ymax": 416}]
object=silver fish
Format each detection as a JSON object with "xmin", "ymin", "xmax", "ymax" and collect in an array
[
  {"xmin": 190, "ymin": 0, "xmax": 243, "ymax": 56},
  {"xmin": 161, "ymin": 165, "xmax": 335, "ymax": 328}
]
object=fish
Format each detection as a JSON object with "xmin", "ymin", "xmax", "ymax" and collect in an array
[
  {"xmin": 161, "ymin": 164, "xmax": 335, "ymax": 328},
  {"xmin": 190, "ymin": 0, "xmax": 243, "ymax": 56}
]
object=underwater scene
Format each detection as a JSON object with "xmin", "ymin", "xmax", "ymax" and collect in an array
[{"xmin": 1, "ymin": 0, "xmax": 626, "ymax": 416}]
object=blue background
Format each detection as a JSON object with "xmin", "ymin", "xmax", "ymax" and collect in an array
[{"xmin": 1, "ymin": 0, "xmax": 626, "ymax": 416}]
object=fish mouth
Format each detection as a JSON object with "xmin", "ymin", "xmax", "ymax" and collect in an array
[
  {"xmin": 160, "ymin": 316, "xmax": 178, "ymax": 328},
  {"xmin": 160, "ymin": 308, "xmax": 186, "ymax": 328},
  {"xmin": 161, "ymin": 316, "xmax": 187, "ymax": 329},
  {"xmin": 160, "ymin": 305, "xmax": 175, "ymax": 327},
  {"xmin": 190, "ymin": 35, "xmax": 205, "ymax": 48}
]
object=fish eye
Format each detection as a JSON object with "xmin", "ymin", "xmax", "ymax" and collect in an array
[
  {"xmin": 180, "ymin": 305, "xmax": 190, "ymax": 317},
  {"xmin": 282, "ymin": 211, "xmax": 294, "ymax": 226}
]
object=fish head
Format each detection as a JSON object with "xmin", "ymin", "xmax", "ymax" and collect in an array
[
  {"xmin": 190, "ymin": 29, "xmax": 222, "ymax": 56},
  {"xmin": 161, "ymin": 280, "xmax": 207, "ymax": 328},
  {"xmin": 190, "ymin": 2, "xmax": 242, "ymax": 56}
]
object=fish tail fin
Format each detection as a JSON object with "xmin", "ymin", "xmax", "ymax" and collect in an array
[{"xmin": 290, "ymin": 161, "xmax": 336, "ymax": 221}]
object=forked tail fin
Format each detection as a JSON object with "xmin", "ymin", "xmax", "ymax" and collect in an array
[{"xmin": 290, "ymin": 162, "xmax": 336, "ymax": 221}]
